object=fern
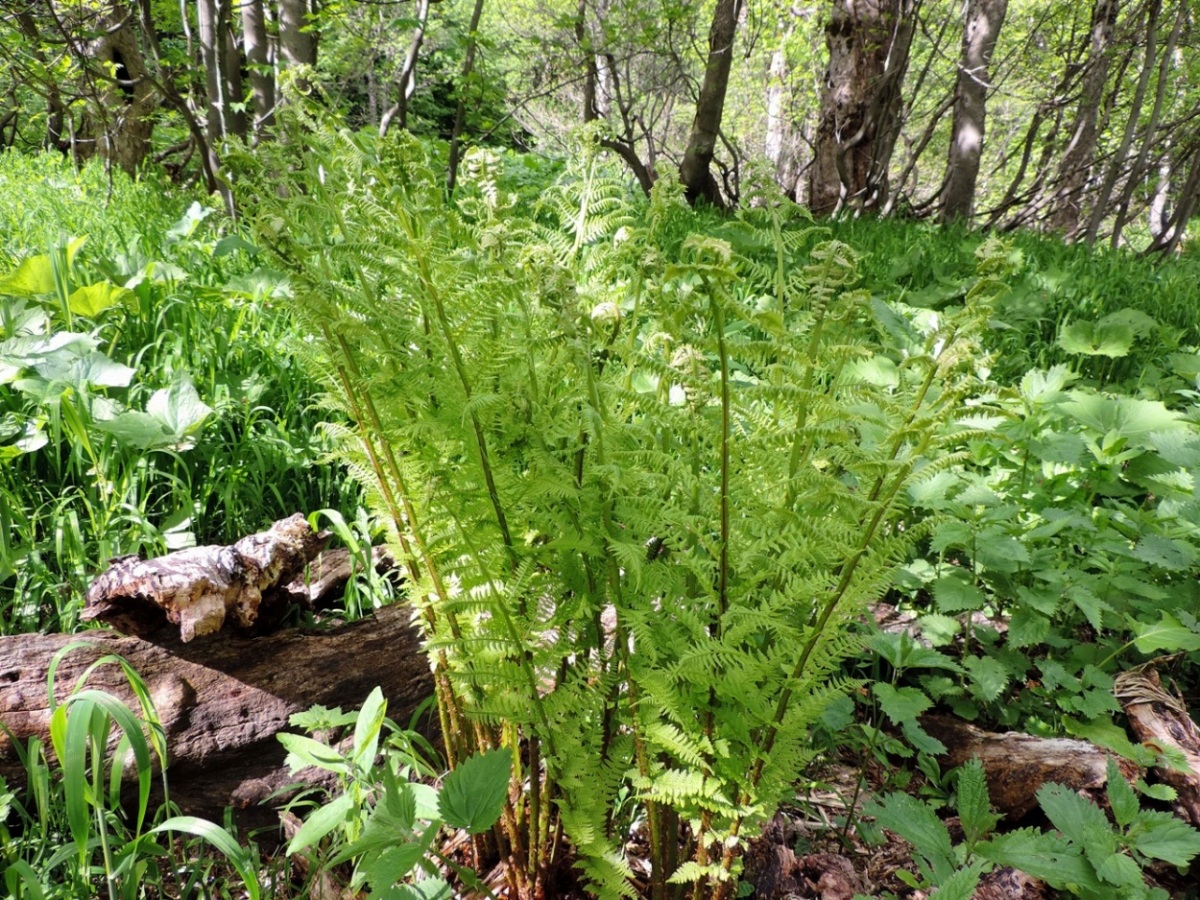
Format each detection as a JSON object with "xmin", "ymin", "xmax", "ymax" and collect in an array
[{"xmin": 236, "ymin": 112, "xmax": 1004, "ymax": 900}]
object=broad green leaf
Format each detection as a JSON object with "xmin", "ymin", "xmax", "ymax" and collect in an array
[
  {"xmin": 1036, "ymin": 782, "xmax": 1111, "ymax": 848},
  {"xmin": 93, "ymin": 410, "xmax": 171, "ymax": 449},
  {"xmin": 1131, "ymin": 534, "xmax": 1195, "ymax": 572},
  {"xmin": 285, "ymin": 792, "xmax": 355, "ymax": 854},
  {"xmin": 873, "ymin": 683, "xmax": 932, "ymax": 723},
  {"xmin": 437, "ymin": 748, "xmax": 511, "ymax": 835},
  {"xmin": 67, "ymin": 282, "xmax": 132, "ymax": 317},
  {"xmin": 1095, "ymin": 852, "xmax": 1142, "ymax": 888},
  {"xmin": 1127, "ymin": 810, "xmax": 1200, "ymax": 866},
  {"xmin": 1058, "ymin": 320, "xmax": 1133, "ymax": 358},
  {"xmin": 1099, "ymin": 308, "xmax": 1158, "ymax": 336},
  {"xmin": 360, "ymin": 843, "xmax": 426, "ymax": 890},
  {"xmin": 1019, "ymin": 365, "xmax": 1076, "ymax": 405},
  {"xmin": 0, "ymin": 254, "xmax": 54, "ymax": 295},
  {"xmin": 277, "ymin": 732, "xmax": 351, "ymax": 776},
  {"xmin": 1062, "ymin": 394, "xmax": 1183, "ymax": 445},
  {"xmin": 977, "ymin": 828, "xmax": 1098, "ymax": 890},
  {"xmin": 351, "ymin": 686, "xmax": 387, "ymax": 770},
  {"xmin": 933, "ymin": 572, "xmax": 986, "ymax": 613},
  {"xmin": 963, "ymin": 656, "xmax": 1008, "ymax": 703},
  {"xmin": 1105, "ymin": 759, "xmax": 1139, "ymax": 830},
  {"xmin": 146, "ymin": 379, "xmax": 213, "ymax": 442},
  {"xmin": 34, "ymin": 350, "xmax": 135, "ymax": 389},
  {"xmin": 930, "ymin": 862, "xmax": 985, "ymax": 900},
  {"xmin": 866, "ymin": 792, "xmax": 956, "ymax": 882},
  {"xmin": 1130, "ymin": 613, "xmax": 1200, "ymax": 654}
]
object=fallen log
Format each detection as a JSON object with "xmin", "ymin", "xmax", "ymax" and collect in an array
[
  {"xmin": 922, "ymin": 715, "xmax": 1129, "ymax": 819},
  {"xmin": 1116, "ymin": 667, "xmax": 1200, "ymax": 827},
  {"xmin": 0, "ymin": 603, "xmax": 435, "ymax": 827}
]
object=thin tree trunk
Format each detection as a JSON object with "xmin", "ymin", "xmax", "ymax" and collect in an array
[
  {"xmin": 1148, "ymin": 143, "xmax": 1200, "ymax": 255},
  {"xmin": 241, "ymin": 0, "xmax": 275, "ymax": 135},
  {"xmin": 197, "ymin": 0, "xmax": 224, "ymax": 142},
  {"xmin": 678, "ymin": 0, "xmax": 744, "ymax": 207},
  {"xmin": 446, "ymin": 0, "xmax": 486, "ymax": 194},
  {"xmin": 1110, "ymin": 0, "xmax": 1185, "ymax": 247},
  {"xmin": 380, "ymin": 0, "xmax": 430, "ymax": 137},
  {"xmin": 1048, "ymin": 0, "xmax": 1120, "ymax": 234},
  {"xmin": 220, "ymin": 4, "xmax": 246, "ymax": 138},
  {"xmin": 1084, "ymin": 0, "xmax": 1162, "ymax": 243},
  {"xmin": 941, "ymin": 0, "xmax": 1009, "ymax": 222}
]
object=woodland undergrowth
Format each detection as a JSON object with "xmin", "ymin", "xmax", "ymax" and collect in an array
[{"xmin": 236, "ymin": 114, "xmax": 1009, "ymax": 900}]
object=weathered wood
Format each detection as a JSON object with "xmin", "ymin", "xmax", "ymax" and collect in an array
[
  {"xmin": 0, "ymin": 604, "xmax": 434, "ymax": 826},
  {"xmin": 1116, "ymin": 667, "xmax": 1200, "ymax": 827},
  {"xmin": 82, "ymin": 513, "xmax": 330, "ymax": 641},
  {"xmin": 923, "ymin": 715, "xmax": 1124, "ymax": 819}
]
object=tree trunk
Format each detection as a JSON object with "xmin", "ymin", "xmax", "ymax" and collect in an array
[
  {"xmin": 278, "ymin": 0, "xmax": 317, "ymax": 87},
  {"xmin": 1083, "ymin": 0, "xmax": 1162, "ymax": 243},
  {"xmin": 380, "ymin": 0, "xmax": 431, "ymax": 137},
  {"xmin": 1047, "ymin": 0, "xmax": 1120, "ymax": 235},
  {"xmin": 197, "ymin": 0, "xmax": 224, "ymax": 142},
  {"xmin": 88, "ymin": 5, "xmax": 157, "ymax": 174},
  {"xmin": 241, "ymin": 0, "xmax": 276, "ymax": 135},
  {"xmin": 0, "ymin": 604, "xmax": 433, "ymax": 829},
  {"xmin": 446, "ymin": 0, "xmax": 486, "ymax": 194},
  {"xmin": 678, "ymin": 0, "xmax": 744, "ymax": 207},
  {"xmin": 940, "ymin": 0, "xmax": 1009, "ymax": 223},
  {"xmin": 808, "ymin": 0, "xmax": 916, "ymax": 216},
  {"xmin": 1109, "ymin": 0, "xmax": 1184, "ymax": 247}
]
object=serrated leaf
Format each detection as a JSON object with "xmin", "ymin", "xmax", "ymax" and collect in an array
[
  {"xmin": 1106, "ymin": 769, "xmax": 1139, "ymax": 837},
  {"xmin": 865, "ymin": 792, "xmax": 956, "ymax": 882},
  {"xmin": 977, "ymin": 828, "xmax": 1098, "ymax": 890},
  {"xmin": 933, "ymin": 572, "xmax": 986, "ymax": 613},
  {"xmin": 930, "ymin": 862, "xmax": 985, "ymax": 900},
  {"xmin": 1095, "ymin": 852, "xmax": 1143, "ymax": 888},
  {"xmin": 963, "ymin": 656, "xmax": 1008, "ymax": 703},
  {"xmin": 1128, "ymin": 810, "xmax": 1200, "ymax": 866},
  {"xmin": 1037, "ymin": 782, "xmax": 1111, "ymax": 848},
  {"xmin": 873, "ymin": 683, "xmax": 932, "ymax": 724},
  {"xmin": 438, "ymin": 749, "xmax": 510, "ymax": 834},
  {"xmin": 956, "ymin": 758, "xmax": 999, "ymax": 846}
]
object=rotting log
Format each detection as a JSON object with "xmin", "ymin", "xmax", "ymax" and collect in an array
[
  {"xmin": 1116, "ymin": 667, "xmax": 1200, "ymax": 827},
  {"xmin": 922, "ymin": 714, "xmax": 1131, "ymax": 819},
  {"xmin": 0, "ymin": 603, "xmax": 434, "ymax": 827}
]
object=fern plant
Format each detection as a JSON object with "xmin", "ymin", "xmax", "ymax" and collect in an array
[{"xmin": 236, "ymin": 112, "xmax": 1004, "ymax": 900}]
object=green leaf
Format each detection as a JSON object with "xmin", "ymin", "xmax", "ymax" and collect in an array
[
  {"xmin": 1095, "ymin": 852, "xmax": 1142, "ymax": 888},
  {"xmin": 866, "ymin": 792, "xmax": 956, "ymax": 883},
  {"xmin": 977, "ymin": 828, "xmax": 1098, "ymax": 891},
  {"xmin": 437, "ymin": 749, "xmax": 511, "ymax": 835},
  {"xmin": 146, "ymin": 379, "xmax": 213, "ymax": 443},
  {"xmin": 873, "ymin": 683, "xmax": 932, "ymax": 724},
  {"xmin": 359, "ymin": 843, "xmax": 426, "ymax": 890},
  {"xmin": 1105, "ymin": 760, "xmax": 1140, "ymax": 830},
  {"xmin": 956, "ymin": 758, "xmax": 999, "ymax": 846},
  {"xmin": 153, "ymin": 816, "xmax": 260, "ymax": 900},
  {"xmin": 277, "ymin": 732, "xmax": 351, "ymax": 776},
  {"xmin": 1058, "ymin": 319, "xmax": 1133, "ymax": 358},
  {"xmin": 0, "ymin": 254, "xmax": 55, "ymax": 295},
  {"xmin": 1130, "ymin": 613, "xmax": 1200, "ymax": 655},
  {"xmin": 351, "ymin": 686, "xmax": 387, "ymax": 770},
  {"xmin": 930, "ymin": 862, "xmax": 985, "ymax": 900},
  {"xmin": 933, "ymin": 572, "xmax": 986, "ymax": 613},
  {"xmin": 1062, "ymin": 394, "xmax": 1183, "ymax": 445},
  {"xmin": 67, "ymin": 282, "xmax": 132, "ymax": 317},
  {"xmin": 285, "ymin": 792, "xmax": 355, "ymax": 855},
  {"xmin": 1036, "ymin": 782, "xmax": 1112, "ymax": 849},
  {"xmin": 1127, "ymin": 810, "xmax": 1200, "ymax": 866},
  {"xmin": 963, "ymin": 656, "xmax": 1008, "ymax": 703}
]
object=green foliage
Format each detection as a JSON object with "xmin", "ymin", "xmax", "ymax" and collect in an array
[
  {"xmin": 0, "ymin": 645, "xmax": 259, "ymax": 899},
  {"xmin": 242, "ymin": 114, "xmax": 1001, "ymax": 898},
  {"xmin": 0, "ymin": 154, "xmax": 364, "ymax": 632},
  {"xmin": 868, "ymin": 757, "xmax": 1200, "ymax": 900},
  {"xmin": 278, "ymin": 687, "xmax": 501, "ymax": 898}
]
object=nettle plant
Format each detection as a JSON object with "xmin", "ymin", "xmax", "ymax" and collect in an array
[{"xmin": 242, "ymin": 119, "xmax": 1005, "ymax": 899}]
